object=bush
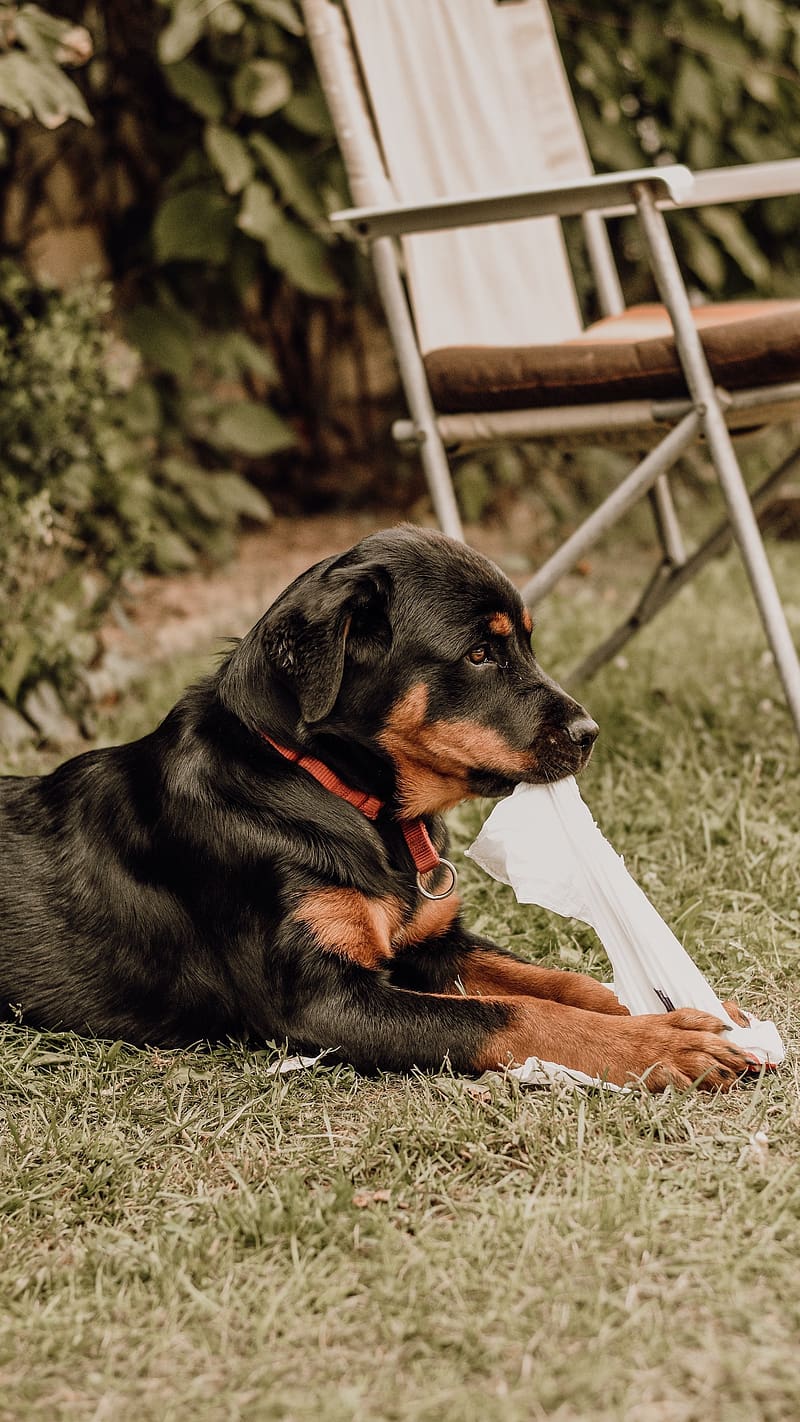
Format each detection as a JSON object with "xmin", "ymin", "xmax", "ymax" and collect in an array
[
  {"xmin": 116, "ymin": 0, "xmax": 353, "ymax": 481},
  {"xmin": 554, "ymin": 0, "xmax": 800, "ymax": 301},
  {"xmin": 0, "ymin": 260, "xmax": 271, "ymax": 712}
]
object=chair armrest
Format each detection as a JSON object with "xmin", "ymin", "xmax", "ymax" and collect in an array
[
  {"xmin": 603, "ymin": 159, "xmax": 800, "ymax": 216},
  {"xmin": 329, "ymin": 165, "xmax": 694, "ymax": 240},
  {"xmin": 674, "ymin": 157, "xmax": 800, "ymax": 208}
]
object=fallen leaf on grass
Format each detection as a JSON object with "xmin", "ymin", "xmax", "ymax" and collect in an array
[{"xmin": 352, "ymin": 1189, "xmax": 392, "ymax": 1208}]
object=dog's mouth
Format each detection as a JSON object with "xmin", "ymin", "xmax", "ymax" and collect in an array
[
  {"xmin": 378, "ymin": 684, "xmax": 598, "ymax": 814},
  {"xmin": 524, "ymin": 727, "xmax": 597, "ymax": 785},
  {"xmin": 464, "ymin": 735, "xmax": 594, "ymax": 800}
]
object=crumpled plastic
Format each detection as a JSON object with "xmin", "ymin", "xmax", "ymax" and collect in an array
[{"xmin": 465, "ymin": 777, "xmax": 785, "ymax": 1077}]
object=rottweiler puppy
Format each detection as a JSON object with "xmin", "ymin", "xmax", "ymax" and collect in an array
[{"xmin": 0, "ymin": 527, "xmax": 748, "ymax": 1089}]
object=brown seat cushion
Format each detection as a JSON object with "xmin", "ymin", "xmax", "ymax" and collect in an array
[{"xmin": 423, "ymin": 301, "xmax": 800, "ymax": 412}]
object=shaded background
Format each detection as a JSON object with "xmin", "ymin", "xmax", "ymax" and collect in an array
[{"xmin": 1, "ymin": 0, "xmax": 800, "ymax": 723}]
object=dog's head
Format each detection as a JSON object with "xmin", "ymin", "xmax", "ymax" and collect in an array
[{"xmin": 219, "ymin": 527, "xmax": 597, "ymax": 816}]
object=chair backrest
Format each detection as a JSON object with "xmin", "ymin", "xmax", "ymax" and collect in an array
[{"xmin": 302, "ymin": 0, "xmax": 594, "ymax": 351}]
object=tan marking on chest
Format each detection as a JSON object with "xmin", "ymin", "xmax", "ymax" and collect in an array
[
  {"xmin": 393, "ymin": 892, "xmax": 461, "ymax": 948},
  {"xmin": 295, "ymin": 889, "xmax": 404, "ymax": 969},
  {"xmin": 379, "ymin": 683, "xmax": 535, "ymax": 817}
]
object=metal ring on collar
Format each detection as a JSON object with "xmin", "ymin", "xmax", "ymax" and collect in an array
[{"xmin": 416, "ymin": 858, "xmax": 458, "ymax": 901}]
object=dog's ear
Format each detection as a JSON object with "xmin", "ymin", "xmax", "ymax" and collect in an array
[{"xmin": 220, "ymin": 560, "xmax": 393, "ymax": 728}]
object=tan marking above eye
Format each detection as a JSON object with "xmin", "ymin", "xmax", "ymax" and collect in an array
[
  {"xmin": 522, "ymin": 609, "xmax": 533, "ymax": 634},
  {"xmin": 379, "ymin": 683, "xmax": 535, "ymax": 817},
  {"xmin": 488, "ymin": 612, "xmax": 513, "ymax": 637}
]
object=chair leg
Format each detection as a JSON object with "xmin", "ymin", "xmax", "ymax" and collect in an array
[
  {"xmin": 634, "ymin": 182, "xmax": 800, "ymax": 740},
  {"xmin": 567, "ymin": 441, "xmax": 800, "ymax": 686},
  {"xmin": 521, "ymin": 412, "xmax": 700, "ymax": 607},
  {"xmin": 371, "ymin": 238, "xmax": 464, "ymax": 541},
  {"xmin": 649, "ymin": 475, "xmax": 686, "ymax": 566}
]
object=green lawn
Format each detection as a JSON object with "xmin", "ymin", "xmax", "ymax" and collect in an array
[{"xmin": 2, "ymin": 543, "xmax": 799, "ymax": 1422}]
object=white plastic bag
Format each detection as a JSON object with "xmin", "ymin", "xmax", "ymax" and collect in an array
[{"xmin": 466, "ymin": 777, "xmax": 784, "ymax": 1072}]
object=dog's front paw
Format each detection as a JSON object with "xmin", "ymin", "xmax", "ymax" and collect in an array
[{"xmin": 623, "ymin": 1009, "xmax": 750, "ymax": 1092}]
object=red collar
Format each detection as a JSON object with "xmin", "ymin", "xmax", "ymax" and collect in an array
[{"xmin": 260, "ymin": 734, "xmax": 457, "ymax": 901}]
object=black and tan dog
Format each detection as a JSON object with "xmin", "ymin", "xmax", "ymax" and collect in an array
[{"xmin": 0, "ymin": 527, "xmax": 750, "ymax": 1089}]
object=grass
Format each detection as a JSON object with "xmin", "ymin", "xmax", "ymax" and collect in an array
[{"xmin": 2, "ymin": 541, "xmax": 800, "ymax": 1422}]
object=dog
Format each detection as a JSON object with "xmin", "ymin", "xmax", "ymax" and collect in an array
[{"xmin": 0, "ymin": 526, "xmax": 749, "ymax": 1089}]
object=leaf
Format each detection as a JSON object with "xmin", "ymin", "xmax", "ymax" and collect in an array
[
  {"xmin": 249, "ymin": 133, "xmax": 324, "ymax": 225},
  {"xmin": 741, "ymin": 0, "xmax": 785, "ymax": 52},
  {"xmin": 120, "ymin": 381, "xmax": 162, "ymax": 438},
  {"xmin": 0, "ymin": 52, "xmax": 36, "ymax": 120},
  {"xmin": 232, "ymin": 58, "xmax": 291, "ymax": 116},
  {"xmin": 158, "ymin": 2, "xmax": 205, "ymax": 66},
  {"xmin": 211, "ymin": 330, "xmax": 278, "ymax": 381},
  {"xmin": 59, "ymin": 460, "xmax": 94, "ymax": 510},
  {"xmin": 687, "ymin": 125, "xmax": 717, "ymax": 173},
  {"xmin": 743, "ymin": 70, "xmax": 778, "ymax": 106},
  {"xmin": 680, "ymin": 218, "xmax": 726, "ymax": 293},
  {"xmin": 673, "ymin": 56, "xmax": 720, "ymax": 133},
  {"xmin": 676, "ymin": 18, "xmax": 749, "ymax": 76},
  {"xmin": 15, "ymin": 9, "xmax": 92, "ymax": 67},
  {"xmin": 630, "ymin": 12, "xmax": 667, "ymax": 64},
  {"xmin": 236, "ymin": 179, "xmax": 280, "ymax": 241},
  {"xmin": 211, "ymin": 402, "xmax": 295, "ymax": 456},
  {"xmin": 283, "ymin": 85, "xmax": 332, "ymax": 136},
  {"xmin": 700, "ymin": 207, "xmax": 772, "ymax": 288},
  {"xmin": 0, "ymin": 51, "xmax": 91, "ymax": 128},
  {"xmin": 153, "ymin": 187, "xmax": 234, "ymax": 264},
  {"xmin": 161, "ymin": 463, "xmax": 223, "ymax": 522},
  {"xmin": 54, "ymin": 25, "xmax": 93, "ymax": 67},
  {"xmin": 204, "ymin": 123, "xmax": 254, "ymax": 194},
  {"xmin": 263, "ymin": 214, "xmax": 341, "ymax": 297},
  {"xmin": 209, "ymin": 2, "xmax": 245, "ymax": 36},
  {"xmin": 164, "ymin": 59, "xmax": 224, "ymax": 120},
  {"xmin": 212, "ymin": 471, "xmax": 273, "ymax": 522},
  {"xmin": 352, "ymin": 1190, "xmax": 391, "ymax": 1208},
  {"xmin": 248, "ymin": 0, "xmax": 304, "ymax": 35},
  {"xmin": 126, "ymin": 304, "xmax": 197, "ymax": 378},
  {"xmin": 159, "ymin": 456, "xmax": 205, "ymax": 488},
  {"xmin": 0, "ymin": 629, "xmax": 37, "ymax": 704},
  {"xmin": 150, "ymin": 530, "xmax": 197, "ymax": 573}
]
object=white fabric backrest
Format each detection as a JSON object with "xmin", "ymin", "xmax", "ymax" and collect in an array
[{"xmin": 342, "ymin": 0, "xmax": 589, "ymax": 350}]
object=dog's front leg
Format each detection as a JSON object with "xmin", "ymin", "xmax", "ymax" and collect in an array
[
  {"xmin": 391, "ymin": 924, "xmax": 629, "ymax": 1016},
  {"xmin": 279, "ymin": 956, "xmax": 748, "ymax": 1089},
  {"xmin": 455, "ymin": 937, "xmax": 631, "ymax": 1016},
  {"xmin": 277, "ymin": 903, "xmax": 748, "ymax": 1087}
]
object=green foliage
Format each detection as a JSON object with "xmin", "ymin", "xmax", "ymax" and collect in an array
[
  {"xmin": 121, "ymin": 0, "xmax": 347, "ymax": 464},
  {"xmin": 0, "ymin": 3, "xmax": 92, "ymax": 134},
  {"xmin": 553, "ymin": 0, "xmax": 800, "ymax": 300},
  {"xmin": 0, "ymin": 262, "xmax": 271, "ymax": 710},
  {"xmin": 5, "ymin": 0, "xmax": 800, "ymax": 703}
]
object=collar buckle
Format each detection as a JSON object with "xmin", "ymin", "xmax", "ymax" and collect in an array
[{"xmin": 416, "ymin": 858, "xmax": 458, "ymax": 901}]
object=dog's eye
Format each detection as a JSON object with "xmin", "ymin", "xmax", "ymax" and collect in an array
[{"xmin": 467, "ymin": 644, "xmax": 493, "ymax": 665}]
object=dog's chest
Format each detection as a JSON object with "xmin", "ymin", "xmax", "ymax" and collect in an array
[{"xmin": 293, "ymin": 883, "xmax": 460, "ymax": 970}]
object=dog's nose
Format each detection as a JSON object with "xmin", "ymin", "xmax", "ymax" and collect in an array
[{"xmin": 565, "ymin": 713, "xmax": 599, "ymax": 752}]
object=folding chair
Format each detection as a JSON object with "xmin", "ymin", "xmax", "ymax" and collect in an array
[{"xmin": 300, "ymin": 0, "xmax": 800, "ymax": 739}]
